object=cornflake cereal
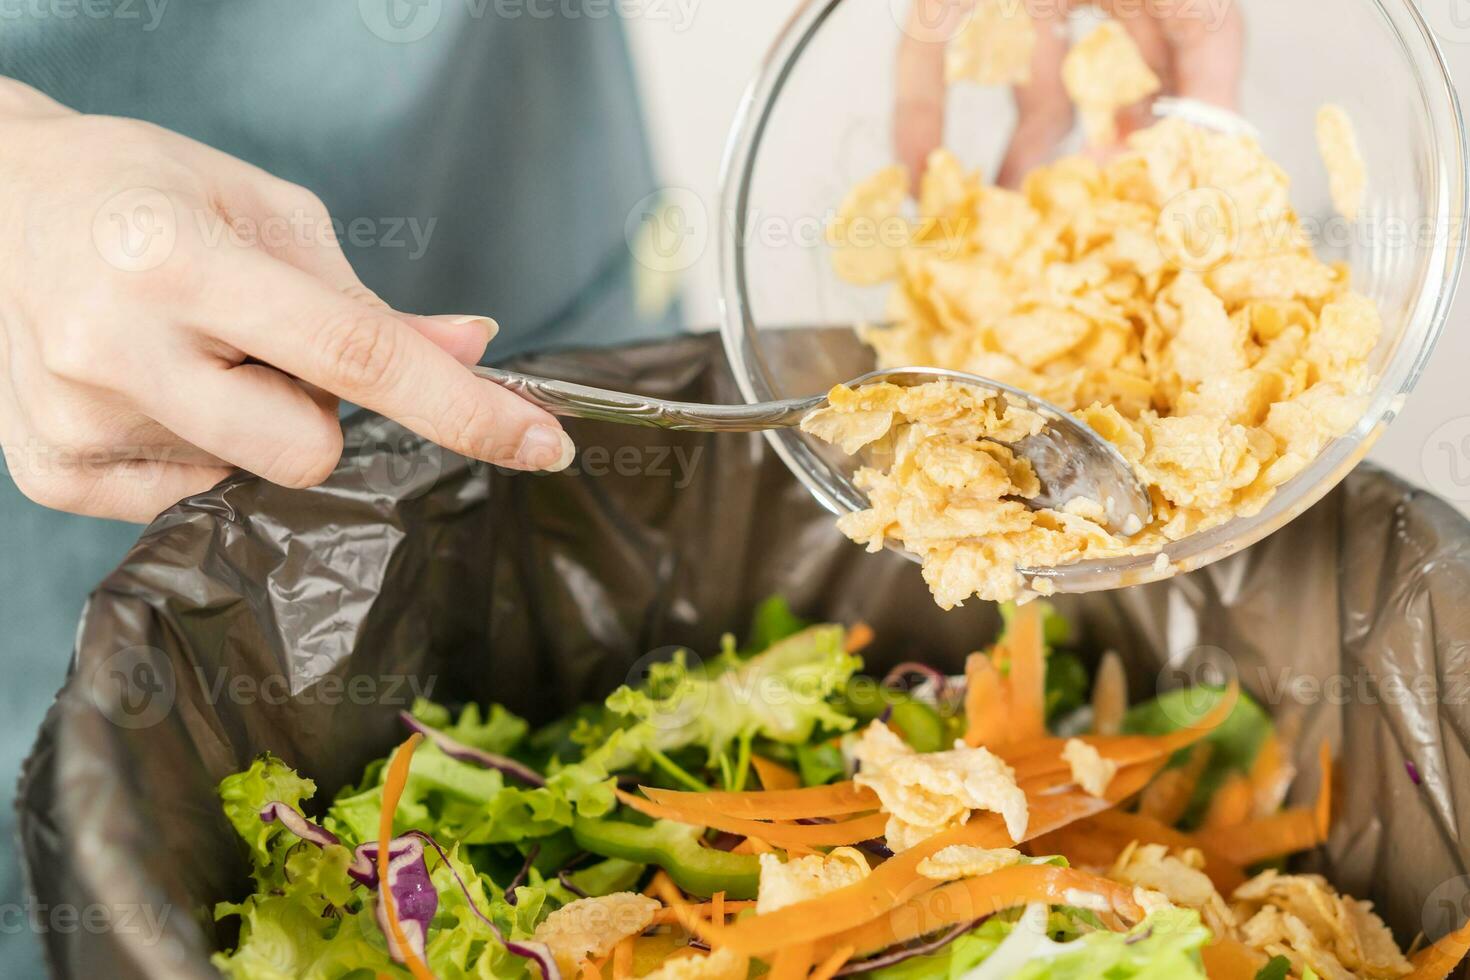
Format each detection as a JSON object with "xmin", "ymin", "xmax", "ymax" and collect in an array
[
  {"xmin": 946, "ymin": 0, "xmax": 1036, "ymax": 87},
  {"xmin": 1232, "ymin": 871, "xmax": 1412, "ymax": 980},
  {"xmin": 1316, "ymin": 105, "xmax": 1368, "ymax": 221},
  {"xmin": 640, "ymin": 947, "xmax": 751, "ymax": 980},
  {"xmin": 532, "ymin": 892, "xmax": 660, "ymax": 974},
  {"xmin": 1061, "ymin": 737, "xmax": 1118, "ymax": 797},
  {"xmin": 813, "ymin": 40, "xmax": 1382, "ymax": 606},
  {"xmin": 1062, "ymin": 21, "xmax": 1161, "ymax": 147},
  {"xmin": 851, "ymin": 720, "xmax": 1029, "ymax": 850},
  {"xmin": 916, "ymin": 844, "xmax": 1024, "ymax": 881},
  {"xmin": 756, "ymin": 846, "xmax": 870, "ymax": 914}
]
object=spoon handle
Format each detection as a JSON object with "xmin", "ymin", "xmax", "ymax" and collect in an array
[{"xmin": 472, "ymin": 366, "xmax": 822, "ymax": 432}]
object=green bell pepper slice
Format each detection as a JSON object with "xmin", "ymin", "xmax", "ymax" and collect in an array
[{"xmin": 571, "ymin": 816, "xmax": 761, "ymax": 899}]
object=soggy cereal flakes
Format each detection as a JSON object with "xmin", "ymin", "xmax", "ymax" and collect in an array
[
  {"xmin": 817, "ymin": 97, "xmax": 1382, "ymax": 606},
  {"xmin": 1062, "ymin": 21, "xmax": 1161, "ymax": 147},
  {"xmin": 917, "ymin": 845, "xmax": 1024, "ymax": 881},
  {"xmin": 851, "ymin": 721, "xmax": 1029, "ymax": 849},
  {"xmin": 1316, "ymin": 105, "xmax": 1368, "ymax": 222},
  {"xmin": 828, "ymin": 165, "xmax": 911, "ymax": 286},
  {"xmin": 945, "ymin": 0, "xmax": 1037, "ymax": 87},
  {"xmin": 756, "ymin": 847, "xmax": 870, "ymax": 914},
  {"xmin": 1232, "ymin": 871, "xmax": 1411, "ymax": 979},
  {"xmin": 1109, "ymin": 843, "xmax": 1236, "ymax": 939},
  {"xmin": 1062, "ymin": 738, "xmax": 1118, "ymax": 797},
  {"xmin": 532, "ymin": 892, "xmax": 660, "ymax": 974},
  {"xmin": 641, "ymin": 947, "xmax": 750, "ymax": 980}
]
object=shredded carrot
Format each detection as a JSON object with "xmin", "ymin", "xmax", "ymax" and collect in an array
[
  {"xmin": 1207, "ymin": 808, "xmax": 1322, "ymax": 868},
  {"xmin": 645, "ymin": 870, "xmax": 676, "ymax": 898},
  {"xmin": 650, "ymin": 900, "xmax": 756, "ymax": 925},
  {"xmin": 750, "ymin": 755, "xmax": 802, "ymax": 792},
  {"xmin": 1092, "ymin": 651, "xmax": 1128, "ymax": 736},
  {"xmin": 1246, "ymin": 731, "xmax": 1291, "ymax": 818},
  {"xmin": 768, "ymin": 942, "xmax": 815, "ymax": 980},
  {"xmin": 611, "ymin": 938, "xmax": 633, "ymax": 980},
  {"xmin": 1200, "ymin": 938, "xmax": 1269, "ymax": 978},
  {"xmin": 1315, "ymin": 739, "xmax": 1334, "ymax": 841},
  {"xmin": 1007, "ymin": 603, "xmax": 1047, "ymax": 742},
  {"xmin": 963, "ymin": 651, "xmax": 1009, "ymax": 748},
  {"xmin": 1406, "ymin": 917, "xmax": 1470, "ymax": 979},
  {"xmin": 710, "ymin": 891, "xmax": 726, "ymax": 925},
  {"xmin": 639, "ymin": 782, "xmax": 879, "ymax": 820},
  {"xmin": 844, "ymin": 622, "xmax": 875, "ymax": 654},
  {"xmin": 731, "ymin": 837, "xmax": 774, "ymax": 855},
  {"xmin": 580, "ymin": 956, "xmax": 604, "ymax": 980},
  {"xmin": 702, "ymin": 760, "xmax": 1165, "ymax": 958},
  {"xmin": 1137, "ymin": 743, "xmax": 1213, "ymax": 827},
  {"xmin": 810, "ymin": 944, "xmax": 856, "ymax": 980},
  {"xmin": 811, "ymin": 865, "xmax": 1145, "ymax": 960},
  {"xmin": 1201, "ymin": 773, "xmax": 1255, "ymax": 830},
  {"xmin": 1084, "ymin": 810, "xmax": 1246, "ymax": 894},
  {"xmin": 618, "ymin": 790, "xmax": 888, "ymax": 847},
  {"xmin": 378, "ymin": 733, "xmax": 435, "ymax": 980},
  {"xmin": 650, "ymin": 873, "xmax": 725, "ymax": 949}
]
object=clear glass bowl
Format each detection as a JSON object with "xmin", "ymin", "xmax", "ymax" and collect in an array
[{"xmin": 718, "ymin": 0, "xmax": 1466, "ymax": 593}]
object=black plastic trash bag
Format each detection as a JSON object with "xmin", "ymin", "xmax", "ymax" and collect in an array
[{"xmin": 16, "ymin": 334, "xmax": 1470, "ymax": 978}]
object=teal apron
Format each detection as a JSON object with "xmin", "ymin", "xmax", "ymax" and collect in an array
[{"xmin": 0, "ymin": 3, "xmax": 677, "ymax": 972}]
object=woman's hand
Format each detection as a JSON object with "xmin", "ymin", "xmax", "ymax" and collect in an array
[
  {"xmin": 0, "ymin": 79, "xmax": 573, "ymax": 522},
  {"xmin": 895, "ymin": 0, "xmax": 1245, "ymax": 188}
]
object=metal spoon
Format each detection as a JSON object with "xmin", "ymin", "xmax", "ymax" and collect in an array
[{"xmin": 473, "ymin": 365, "xmax": 1152, "ymax": 536}]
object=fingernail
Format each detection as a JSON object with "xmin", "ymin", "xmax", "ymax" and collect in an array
[
  {"xmin": 516, "ymin": 425, "xmax": 575, "ymax": 472},
  {"xmin": 445, "ymin": 314, "xmax": 499, "ymax": 342}
]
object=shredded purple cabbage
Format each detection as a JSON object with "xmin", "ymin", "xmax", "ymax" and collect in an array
[
  {"xmin": 833, "ymin": 920, "xmax": 980, "ymax": 976},
  {"xmin": 1406, "ymin": 759, "xmax": 1423, "ymax": 786},
  {"xmin": 856, "ymin": 838, "xmax": 894, "ymax": 859},
  {"xmin": 398, "ymin": 711, "xmax": 547, "ymax": 786},
  {"xmin": 505, "ymin": 843, "xmax": 540, "ymax": 906},
  {"xmin": 881, "ymin": 662, "xmax": 949, "ymax": 699},
  {"xmin": 259, "ymin": 801, "xmax": 341, "ymax": 848},
  {"xmin": 556, "ymin": 871, "xmax": 590, "ymax": 899},
  {"xmin": 365, "ymin": 836, "xmax": 438, "ymax": 966}
]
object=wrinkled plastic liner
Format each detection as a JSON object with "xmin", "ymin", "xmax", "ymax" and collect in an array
[{"xmin": 16, "ymin": 333, "xmax": 1470, "ymax": 978}]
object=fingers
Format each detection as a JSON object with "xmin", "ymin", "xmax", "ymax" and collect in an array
[
  {"xmin": 9, "ymin": 454, "xmax": 233, "ymax": 523},
  {"xmin": 130, "ymin": 359, "xmax": 346, "ymax": 489},
  {"xmin": 202, "ymin": 250, "xmax": 574, "ymax": 472},
  {"xmin": 894, "ymin": 0, "xmax": 969, "ymax": 190},
  {"xmin": 1153, "ymin": 0, "xmax": 1245, "ymax": 109},
  {"xmin": 996, "ymin": 2, "xmax": 1074, "ymax": 188},
  {"xmin": 205, "ymin": 175, "xmax": 495, "ymax": 366}
]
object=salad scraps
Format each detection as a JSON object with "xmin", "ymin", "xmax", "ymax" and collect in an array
[
  {"xmin": 212, "ymin": 600, "xmax": 1465, "ymax": 979},
  {"xmin": 808, "ymin": 22, "xmax": 1379, "ymax": 607}
]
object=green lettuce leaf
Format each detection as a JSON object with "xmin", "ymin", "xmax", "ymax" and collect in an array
[
  {"xmin": 1007, "ymin": 908, "xmax": 1211, "ymax": 980},
  {"xmin": 410, "ymin": 698, "xmax": 529, "ymax": 755},
  {"xmin": 1124, "ymin": 686, "xmax": 1273, "ymax": 827}
]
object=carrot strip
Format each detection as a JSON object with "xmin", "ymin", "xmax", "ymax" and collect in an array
[
  {"xmin": 1246, "ymin": 732, "xmax": 1292, "ymax": 818},
  {"xmin": 618, "ymin": 790, "xmax": 889, "ymax": 847},
  {"xmin": 1201, "ymin": 773, "xmax": 1254, "ymax": 830},
  {"xmin": 1406, "ymin": 918, "xmax": 1470, "ymax": 979},
  {"xmin": 732, "ymin": 837, "xmax": 774, "ymax": 855},
  {"xmin": 768, "ymin": 943, "xmax": 815, "ymax": 980},
  {"xmin": 650, "ymin": 874, "xmax": 724, "ymax": 949},
  {"xmin": 963, "ymin": 651, "xmax": 1009, "ymax": 748},
  {"xmin": 813, "ymin": 865, "xmax": 1145, "ymax": 960},
  {"xmin": 711, "ymin": 891, "xmax": 725, "ymax": 924},
  {"xmin": 1315, "ymin": 739, "xmax": 1334, "ymax": 841},
  {"xmin": 751, "ymin": 756, "xmax": 802, "ymax": 792},
  {"xmin": 645, "ymin": 870, "xmax": 676, "ymax": 898},
  {"xmin": 810, "ymin": 945, "xmax": 855, "ymax": 980},
  {"xmin": 1007, "ymin": 603, "xmax": 1047, "ymax": 742},
  {"xmin": 611, "ymin": 938, "xmax": 633, "ymax": 980},
  {"xmin": 702, "ymin": 759, "xmax": 1165, "ymax": 958},
  {"xmin": 1092, "ymin": 651, "xmax": 1128, "ymax": 736},
  {"xmin": 1206, "ymin": 808, "xmax": 1322, "ymax": 867},
  {"xmin": 1137, "ymin": 743, "xmax": 1213, "ymax": 827},
  {"xmin": 651, "ymin": 901, "xmax": 757, "ymax": 924},
  {"xmin": 579, "ymin": 961, "xmax": 602, "ymax": 980},
  {"xmin": 1085, "ymin": 810, "xmax": 1245, "ymax": 893},
  {"xmin": 639, "ymin": 782, "xmax": 879, "ymax": 820},
  {"xmin": 378, "ymin": 733, "xmax": 435, "ymax": 980},
  {"xmin": 1201, "ymin": 938, "xmax": 1269, "ymax": 978},
  {"xmin": 845, "ymin": 623, "xmax": 875, "ymax": 654}
]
